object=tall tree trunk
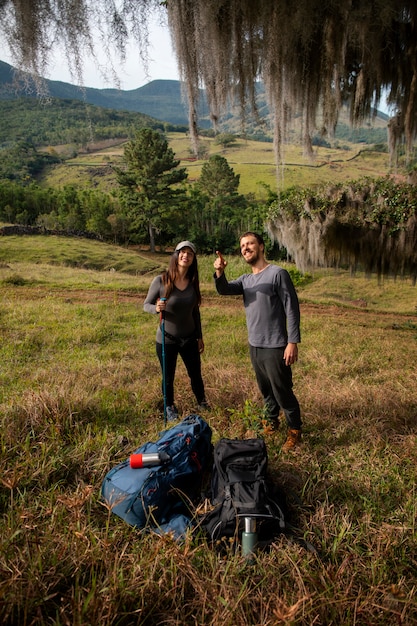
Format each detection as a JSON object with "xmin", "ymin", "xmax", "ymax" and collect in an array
[{"xmin": 149, "ymin": 223, "xmax": 156, "ymax": 252}]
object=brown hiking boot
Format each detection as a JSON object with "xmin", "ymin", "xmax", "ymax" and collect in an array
[{"xmin": 282, "ymin": 429, "xmax": 302, "ymax": 452}]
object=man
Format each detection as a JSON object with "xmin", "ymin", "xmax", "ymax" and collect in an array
[{"xmin": 214, "ymin": 232, "xmax": 302, "ymax": 451}]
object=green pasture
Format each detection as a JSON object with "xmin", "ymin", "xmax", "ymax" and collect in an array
[{"xmin": 40, "ymin": 132, "xmax": 392, "ymax": 196}]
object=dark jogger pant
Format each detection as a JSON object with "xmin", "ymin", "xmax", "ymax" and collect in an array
[
  {"xmin": 249, "ymin": 345, "xmax": 302, "ymax": 430},
  {"xmin": 156, "ymin": 339, "xmax": 206, "ymax": 407}
]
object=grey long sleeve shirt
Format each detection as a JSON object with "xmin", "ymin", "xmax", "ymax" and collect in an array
[
  {"xmin": 143, "ymin": 275, "xmax": 202, "ymax": 344},
  {"xmin": 214, "ymin": 264, "xmax": 301, "ymax": 348}
]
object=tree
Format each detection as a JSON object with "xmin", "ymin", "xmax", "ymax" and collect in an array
[
  {"xmin": 114, "ymin": 128, "xmax": 188, "ymax": 250},
  {"xmin": 267, "ymin": 178, "xmax": 417, "ymax": 282},
  {"xmin": 0, "ymin": 142, "xmax": 60, "ymax": 184},
  {"xmin": 213, "ymin": 133, "xmax": 237, "ymax": 150},
  {"xmin": 193, "ymin": 155, "xmax": 248, "ymax": 252},
  {"xmin": 198, "ymin": 155, "xmax": 240, "ymax": 200}
]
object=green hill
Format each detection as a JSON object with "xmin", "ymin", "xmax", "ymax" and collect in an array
[
  {"xmin": 0, "ymin": 97, "xmax": 166, "ymax": 147},
  {"xmin": 37, "ymin": 131, "xmax": 391, "ymax": 196},
  {"xmin": 0, "ymin": 61, "xmax": 208, "ymax": 128},
  {"xmin": 0, "ymin": 60, "xmax": 388, "ymax": 143},
  {"xmin": 0, "ymin": 234, "xmax": 161, "ymax": 278}
]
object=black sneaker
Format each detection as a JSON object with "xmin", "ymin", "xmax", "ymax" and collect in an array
[
  {"xmin": 166, "ymin": 405, "xmax": 179, "ymax": 422},
  {"xmin": 197, "ymin": 400, "xmax": 210, "ymax": 411}
]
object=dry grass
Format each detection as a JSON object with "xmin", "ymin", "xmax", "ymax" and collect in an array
[{"xmin": 0, "ymin": 244, "xmax": 416, "ymax": 625}]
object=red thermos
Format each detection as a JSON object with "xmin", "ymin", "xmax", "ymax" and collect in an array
[{"xmin": 129, "ymin": 451, "xmax": 170, "ymax": 468}]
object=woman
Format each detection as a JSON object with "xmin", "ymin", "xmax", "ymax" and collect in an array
[{"xmin": 143, "ymin": 241, "xmax": 208, "ymax": 421}]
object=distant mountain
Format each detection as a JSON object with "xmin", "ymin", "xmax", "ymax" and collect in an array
[{"xmin": 0, "ymin": 60, "xmax": 210, "ymax": 127}]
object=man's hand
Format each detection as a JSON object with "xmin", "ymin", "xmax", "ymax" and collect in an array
[
  {"xmin": 284, "ymin": 343, "xmax": 298, "ymax": 366},
  {"xmin": 214, "ymin": 250, "xmax": 227, "ymax": 276}
]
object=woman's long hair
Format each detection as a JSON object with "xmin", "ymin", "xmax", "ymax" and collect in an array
[{"xmin": 162, "ymin": 251, "xmax": 201, "ymax": 305}]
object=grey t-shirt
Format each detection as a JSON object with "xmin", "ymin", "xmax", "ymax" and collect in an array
[
  {"xmin": 143, "ymin": 275, "xmax": 202, "ymax": 344},
  {"xmin": 215, "ymin": 264, "xmax": 300, "ymax": 348}
]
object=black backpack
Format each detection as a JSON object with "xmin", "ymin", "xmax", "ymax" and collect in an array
[{"xmin": 200, "ymin": 437, "xmax": 287, "ymax": 546}]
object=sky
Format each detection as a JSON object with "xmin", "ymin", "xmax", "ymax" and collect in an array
[
  {"xmin": 78, "ymin": 18, "xmax": 181, "ymax": 90},
  {"xmin": 0, "ymin": 16, "xmax": 180, "ymax": 91}
]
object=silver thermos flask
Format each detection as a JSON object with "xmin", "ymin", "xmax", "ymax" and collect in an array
[{"xmin": 241, "ymin": 517, "xmax": 258, "ymax": 559}]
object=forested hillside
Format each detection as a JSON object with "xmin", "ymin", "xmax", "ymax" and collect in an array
[{"xmin": 0, "ymin": 98, "xmax": 174, "ymax": 147}]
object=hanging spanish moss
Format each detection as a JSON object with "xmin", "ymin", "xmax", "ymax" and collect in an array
[
  {"xmin": 167, "ymin": 0, "xmax": 417, "ymax": 162},
  {"xmin": 266, "ymin": 178, "xmax": 417, "ymax": 283},
  {"xmin": 0, "ymin": 0, "xmax": 158, "ymax": 90},
  {"xmin": 1, "ymin": 1, "xmax": 417, "ymax": 160}
]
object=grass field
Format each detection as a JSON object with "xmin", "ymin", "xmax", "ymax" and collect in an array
[
  {"xmin": 40, "ymin": 132, "xmax": 393, "ymax": 196},
  {"xmin": 1, "ymin": 235, "xmax": 416, "ymax": 625}
]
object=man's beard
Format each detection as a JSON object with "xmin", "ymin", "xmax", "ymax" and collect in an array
[{"xmin": 245, "ymin": 250, "xmax": 259, "ymax": 265}]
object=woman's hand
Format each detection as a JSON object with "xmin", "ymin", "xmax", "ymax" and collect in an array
[
  {"xmin": 155, "ymin": 298, "xmax": 167, "ymax": 313},
  {"xmin": 198, "ymin": 338, "xmax": 205, "ymax": 354}
]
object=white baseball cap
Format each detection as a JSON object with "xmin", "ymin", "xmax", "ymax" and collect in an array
[{"xmin": 175, "ymin": 240, "xmax": 196, "ymax": 254}]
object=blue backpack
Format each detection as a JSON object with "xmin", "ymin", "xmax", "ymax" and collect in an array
[{"xmin": 101, "ymin": 414, "xmax": 212, "ymax": 540}]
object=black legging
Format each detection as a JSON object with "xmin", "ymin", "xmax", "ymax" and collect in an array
[{"xmin": 156, "ymin": 339, "xmax": 206, "ymax": 407}]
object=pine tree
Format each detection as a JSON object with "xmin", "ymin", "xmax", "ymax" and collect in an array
[{"xmin": 114, "ymin": 128, "xmax": 187, "ymax": 250}]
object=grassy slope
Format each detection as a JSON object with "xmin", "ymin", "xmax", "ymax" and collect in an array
[
  {"xmin": 1, "ymin": 237, "xmax": 416, "ymax": 625},
  {"xmin": 0, "ymin": 235, "xmax": 160, "ymax": 278},
  {"xmin": 39, "ymin": 132, "xmax": 393, "ymax": 195}
]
